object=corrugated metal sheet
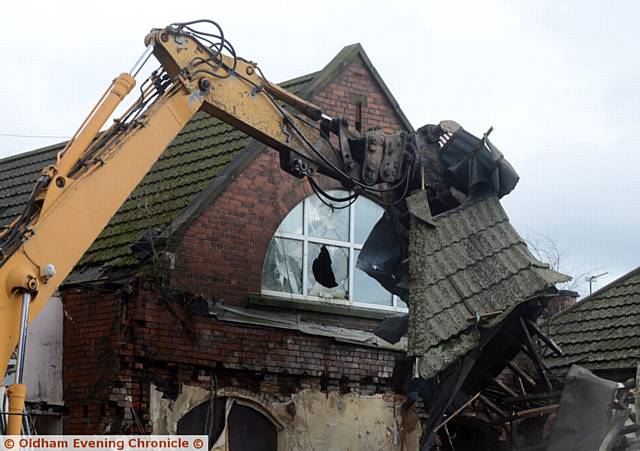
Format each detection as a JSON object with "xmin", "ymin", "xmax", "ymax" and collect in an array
[
  {"xmin": 546, "ymin": 267, "xmax": 640, "ymax": 372},
  {"xmin": 408, "ymin": 195, "xmax": 569, "ymax": 378}
]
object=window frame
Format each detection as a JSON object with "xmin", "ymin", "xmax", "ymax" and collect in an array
[{"xmin": 261, "ymin": 191, "xmax": 407, "ymax": 312}]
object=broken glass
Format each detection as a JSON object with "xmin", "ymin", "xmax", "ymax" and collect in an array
[
  {"xmin": 262, "ymin": 238, "xmax": 303, "ymax": 294},
  {"xmin": 278, "ymin": 201, "xmax": 303, "ymax": 235},
  {"xmin": 307, "ymin": 243, "xmax": 349, "ymax": 299},
  {"xmin": 354, "ymin": 196, "xmax": 384, "ymax": 244},
  {"xmin": 353, "ymin": 250, "xmax": 392, "ymax": 306},
  {"xmin": 307, "ymin": 191, "xmax": 350, "ymax": 242}
]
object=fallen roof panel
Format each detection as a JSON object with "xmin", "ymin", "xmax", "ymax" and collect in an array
[{"xmin": 408, "ymin": 195, "xmax": 569, "ymax": 378}]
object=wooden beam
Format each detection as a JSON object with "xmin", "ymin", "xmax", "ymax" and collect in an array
[
  {"xmin": 525, "ymin": 318, "xmax": 564, "ymax": 357},
  {"xmin": 520, "ymin": 317, "xmax": 553, "ymax": 391},
  {"xmin": 503, "ymin": 391, "xmax": 562, "ymax": 405},
  {"xmin": 478, "ymin": 394, "xmax": 509, "ymax": 419},
  {"xmin": 434, "ymin": 392, "xmax": 481, "ymax": 433},
  {"xmin": 506, "ymin": 360, "xmax": 536, "ymax": 388},
  {"xmin": 491, "ymin": 377, "xmax": 519, "ymax": 398},
  {"xmin": 495, "ymin": 404, "xmax": 559, "ymax": 424},
  {"xmin": 515, "ymin": 404, "xmax": 559, "ymax": 418}
]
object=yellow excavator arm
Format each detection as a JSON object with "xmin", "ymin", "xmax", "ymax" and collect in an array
[
  {"xmin": 0, "ymin": 20, "xmax": 415, "ymax": 434},
  {"xmin": 0, "ymin": 20, "xmax": 518, "ymax": 434}
]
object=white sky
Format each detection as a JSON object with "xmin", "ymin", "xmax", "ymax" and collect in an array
[{"xmin": 2, "ymin": 0, "xmax": 639, "ymax": 296}]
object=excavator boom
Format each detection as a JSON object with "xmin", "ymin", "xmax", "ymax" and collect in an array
[{"xmin": 0, "ymin": 20, "xmax": 518, "ymax": 434}]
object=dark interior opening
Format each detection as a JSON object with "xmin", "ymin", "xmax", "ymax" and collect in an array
[{"xmin": 177, "ymin": 397, "xmax": 278, "ymax": 451}]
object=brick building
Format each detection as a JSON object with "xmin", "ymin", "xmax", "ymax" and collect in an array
[{"xmin": 1, "ymin": 44, "xmax": 423, "ymax": 448}]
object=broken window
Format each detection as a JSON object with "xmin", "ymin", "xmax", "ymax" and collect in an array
[
  {"xmin": 261, "ymin": 190, "xmax": 406, "ymax": 309},
  {"xmin": 262, "ymin": 238, "xmax": 303, "ymax": 294},
  {"xmin": 307, "ymin": 243, "xmax": 349, "ymax": 299},
  {"xmin": 353, "ymin": 250, "xmax": 391, "ymax": 305},
  {"xmin": 307, "ymin": 193, "xmax": 349, "ymax": 241}
]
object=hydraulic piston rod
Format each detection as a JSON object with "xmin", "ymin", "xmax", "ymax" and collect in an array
[{"xmin": 6, "ymin": 292, "xmax": 31, "ymax": 435}]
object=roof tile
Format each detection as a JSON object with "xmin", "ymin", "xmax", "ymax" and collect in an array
[
  {"xmin": 408, "ymin": 195, "xmax": 569, "ymax": 378},
  {"xmin": 546, "ymin": 267, "xmax": 640, "ymax": 372}
]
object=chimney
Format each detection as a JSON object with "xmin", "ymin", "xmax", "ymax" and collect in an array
[{"xmin": 543, "ymin": 290, "xmax": 579, "ymax": 318}]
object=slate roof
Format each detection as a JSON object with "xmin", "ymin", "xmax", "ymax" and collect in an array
[
  {"xmin": 0, "ymin": 112, "xmax": 255, "ymax": 272},
  {"xmin": 407, "ymin": 195, "xmax": 570, "ymax": 378},
  {"xmin": 0, "ymin": 44, "xmax": 411, "ymax": 280},
  {"xmin": 546, "ymin": 267, "xmax": 640, "ymax": 373}
]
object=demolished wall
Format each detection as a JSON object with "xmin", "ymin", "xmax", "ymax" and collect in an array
[
  {"xmin": 150, "ymin": 384, "xmax": 420, "ymax": 450},
  {"xmin": 62, "ymin": 280, "xmax": 402, "ymax": 434}
]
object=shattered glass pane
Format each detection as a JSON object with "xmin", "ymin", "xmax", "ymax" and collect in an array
[
  {"xmin": 353, "ymin": 250, "xmax": 392, "ymax": 306},
  {"xmin": 307, "ymin": 243, "xmax": 349, "ymax": 299},
  {"xmin": 278, "ymin": 201, "xmax": 303, "ymax": 235},
  {"xmin": 307, "ymin": 191, "xmax": 350, "ymax": 242},
  {"xmin": 262, "ymin": 238, "xmax": 303, "ymax": 294},
  {"xmin": 354, "ymin": 196, "xmax": 384, "ymax": 244}
]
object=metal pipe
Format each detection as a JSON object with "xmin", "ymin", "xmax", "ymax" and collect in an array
[
  {"xmin": 130, "ymin": 45, "xmax": 155, "ymax": 77},
  {"xmin": 56, "ymin": 73, "xmax": 136, "ymax": 177},
  {"xmin": 7, "ymin": 292, "xmax": 31, "ymax": 435},
  {"xmin": 14, "ymin": 292, "xmax": 31, "ymax": 384}
]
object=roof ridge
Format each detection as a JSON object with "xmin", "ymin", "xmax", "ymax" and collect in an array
[
  {"xmin": 278, "ymin": 71, "xmax": 320, "ymax": 88},
  {"xmin": 297, "ymin": 43, "xmax": 413, "ymax": 131},
  {"xmin": 549, "ymin": 265, "xmax": 640, "ymax": 321},
  {"xmin": 0, "ymin": 140, "xmax": 65, "ymax": 166}
]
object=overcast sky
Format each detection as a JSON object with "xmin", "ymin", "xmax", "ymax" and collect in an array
[{"xmin": 2, "ymin": 0, "xmax": 638, "ymax": 296}]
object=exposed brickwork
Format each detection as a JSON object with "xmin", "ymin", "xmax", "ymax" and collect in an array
[
  {"xmin": 312, "ymin": 55, "xmax": 406, "ymax": 134},
  {"xmin": 62, "ymin": 54, "xmax": 409, "ymax": 433},
  {"xmin": 170, "ymin": 56, "xmax": 408, "ymax": 304},
  {"xmin": 62, "ymin": 281, "xmax": 398, "ymax": 433},
  {"xmin": 62, "ymin": 287, "xmax": 129, "ymax": 434}
]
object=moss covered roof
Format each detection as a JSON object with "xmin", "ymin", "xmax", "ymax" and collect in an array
[
  {"xmin": 546, "ymin": 267, "xmax": 640, "ymax": 373},
  {"xmin": 0, "ymin": 73, "xmax": 316, "ymax": 276},
  {"xmin": 408, "ymin": 196, "xmax": 570, "ymax": 378}
]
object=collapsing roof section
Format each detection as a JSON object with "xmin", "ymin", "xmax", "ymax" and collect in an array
[
  {"xmin": 407, "ymin": 195, "xmax": 569, "ymax": 378},
  {"xmin": 546, "ymin": 266, "xmax": 640, "ymax": 373}
]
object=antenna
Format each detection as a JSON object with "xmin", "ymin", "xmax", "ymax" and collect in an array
[{"xmin": 587, "ymin": 272, "xmax": 608, "ymax": 295}]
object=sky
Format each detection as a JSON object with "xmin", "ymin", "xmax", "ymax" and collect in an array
[{"xmin": 1, "ymin": 0, "xmax": 638, "ymax": 296}]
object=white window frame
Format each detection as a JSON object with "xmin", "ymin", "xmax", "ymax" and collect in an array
[{"xmin": 261, "ymin": 191, "xmax": 408, "ymax": 312}]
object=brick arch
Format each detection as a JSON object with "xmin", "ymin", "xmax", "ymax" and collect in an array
[{"xmin": 215, "ymin": 388, "xmax": 285, "ymax": 431}]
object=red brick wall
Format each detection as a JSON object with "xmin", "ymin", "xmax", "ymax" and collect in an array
[
  {"xmin": 171, "ymin": 55, "xmax": 407, "ymax": 303},
  {"xmin": 313, "ymin": 54, "xmax": 405, "ymax": 134},
  {"xmin": 62, "ymin": 287, "xmax": 126, "ymax": 434},
  {"xmin": 62, "ymin": 282, "xmax": 398, "ymax": 433},
  {"xmin": 61, "ymin": 55, "xmax": 408, "ymax": 433}
]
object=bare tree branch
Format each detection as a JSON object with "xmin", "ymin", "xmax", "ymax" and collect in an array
[{"xmin": 524, "ymin": 230, "xmax": 604, "ymax": 296}]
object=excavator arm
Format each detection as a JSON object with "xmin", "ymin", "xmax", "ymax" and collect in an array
[
  {"xmin": 146, "ymin": 22, "xmax": 417, "ymax": 191},
  {"xmin": 0, "ymin": 67, "xmax": 208, "ymax": 434},
  {"xmin": 0, "ymin": 20, "xmax": 518, "ymax": 434}
]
